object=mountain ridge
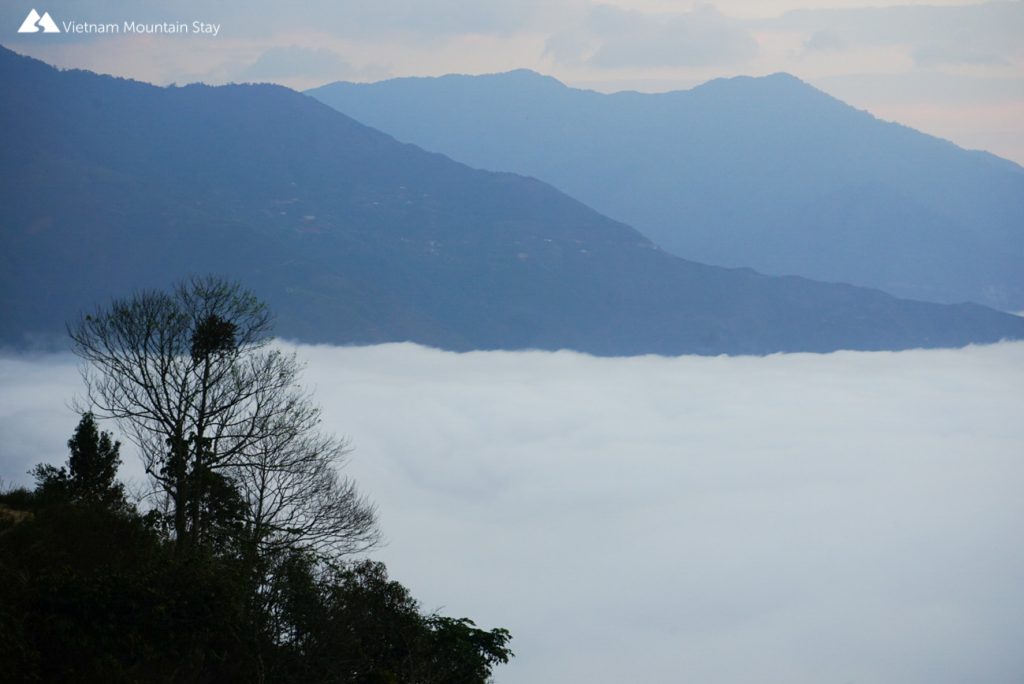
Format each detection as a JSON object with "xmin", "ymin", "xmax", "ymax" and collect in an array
[
  {"xmin": 3, "ymin": 45, "xmax": 1023, "ymax": 356},
  {"xmin": 309, "ymin": 69, "xmax": 1024, "ymax": 310}
]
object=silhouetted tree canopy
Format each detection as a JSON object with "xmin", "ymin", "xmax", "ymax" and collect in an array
[
  {"xmin": 32, "ymin": 412, "xmax": 126, "ymax": 509},
  {"xmin": 0, "ymin": 280, "xmax": 512, "ymax": 682},
  {"xmin": 68, "ymin": 276, "xmax": 378, "ymax": 561}
]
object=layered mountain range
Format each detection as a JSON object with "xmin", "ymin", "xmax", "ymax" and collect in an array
[
  {"xmin": 3, "ymin": 46, "xmax": 1022, "ymax": 355},
  {"xmin": 309, "ymin": 70, "xmax": 1024, "ymax": 311}
]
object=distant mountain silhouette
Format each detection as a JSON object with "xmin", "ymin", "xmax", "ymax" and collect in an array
[
  {"xmin": 309, "ymin": 70, "xmax": 1024, "ymax": 311},
  {"xmin": 2, "ymin": 46, "xmax": 1023, "ymax": 355}
]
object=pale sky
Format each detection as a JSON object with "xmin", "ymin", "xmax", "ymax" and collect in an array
[{"xmin": 4, "ymin": 1, "xmax": 1023, "ymax": 163}]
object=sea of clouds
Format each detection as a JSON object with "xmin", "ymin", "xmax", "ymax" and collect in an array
[{"xmin": 2, "ymin": 342, "xmax": 1023, "ymax": 683}]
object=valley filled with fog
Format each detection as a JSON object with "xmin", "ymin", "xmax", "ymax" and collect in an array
[{"xmin": 3, "ymin": 342, "xmax": 1022, "ymax": 683}]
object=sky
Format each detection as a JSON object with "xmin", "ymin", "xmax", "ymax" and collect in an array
[
  {"xmin": 3, "ymin": 3, "xmax": 1023, "ymax": 680},
  {"xmin": 3, "ymin": 0, "xmax": 1023, "ymax": 165},
  {"xmin": 3, "ymin": 341, "xmax": 1023, "ymax": 682}
]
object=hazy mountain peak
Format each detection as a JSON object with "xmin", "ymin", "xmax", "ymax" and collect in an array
[
  {"xmin": 701, "ymin": 71, "xmax": 806, "ymax": 87},
  {"xmin": 489, "ymin": 68, "xmax": 563, "ymax": 83},
  {"xmin": 6, "ymin": 47, "xmax": 1023, "ymax": 355},
  {"xmin": 316, "ymin": 67, "xmax": 567, "ymax": 95},
  {"xmin": 689, "ymin": 70, "xmax": 839, "ymax": 106},
  {"xmin": 309, "ymin": 67, "xmax": 1024, "ymax": 311}
]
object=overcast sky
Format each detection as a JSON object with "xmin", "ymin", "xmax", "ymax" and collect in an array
[
  {"xmin": 3, "ymin": 341, "xmax": 1023, "ymax": 682},
  {"xmin": 4, "ymin": 0, "xmax": 1023, "ymax": 165}
]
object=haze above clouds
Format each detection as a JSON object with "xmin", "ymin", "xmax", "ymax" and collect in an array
[{"xmin": 3, "ymin": 342, "xmax": 1023, "ymax": 682}]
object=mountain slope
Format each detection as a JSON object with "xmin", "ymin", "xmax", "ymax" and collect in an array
[
  {"xmin": 308, "ymin": 70, "xmax": 1024, "ymax": 310},
  {"xmin": 2, "ymin": 46, "xmax": 1023, "ymax": 355}
]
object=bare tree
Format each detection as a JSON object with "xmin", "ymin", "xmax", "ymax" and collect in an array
[
  {"xmin": 69, "ymin": 276, "xmax": 378, "ymax": 560},
  {"xmin": 229, "ymin": 394, "xmax": 379, "ymax": 562}
]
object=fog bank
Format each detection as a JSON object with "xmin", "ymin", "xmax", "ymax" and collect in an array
[{"xmin": 3, "ymin": 343, "xmax": 1023, "ymax": 682}]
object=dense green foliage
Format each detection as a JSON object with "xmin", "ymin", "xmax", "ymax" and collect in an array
[
  {"xmin": 32, "ymin": 412, "xmax": 127, "ymax": 509},
  {"xmin": 0, "ymin": 416, "xmax": 513, "ymax": 682}
]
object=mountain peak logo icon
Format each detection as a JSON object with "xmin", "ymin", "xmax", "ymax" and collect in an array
[{"xmin": 18, "ymin": 9, "xmax": 60, "ymax": 33}]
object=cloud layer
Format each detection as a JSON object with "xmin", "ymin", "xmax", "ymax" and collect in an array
[
  {"xmin": 769, "ymin": 1, "xmax": 1024, "ymax": 66},
  {"xmin": 548, "ymin": 4, "xmax": 759, "ymax": 68},
  {"xmin": 3, "ymin": 342, "xmax": 1023, "ymax": 682}
]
